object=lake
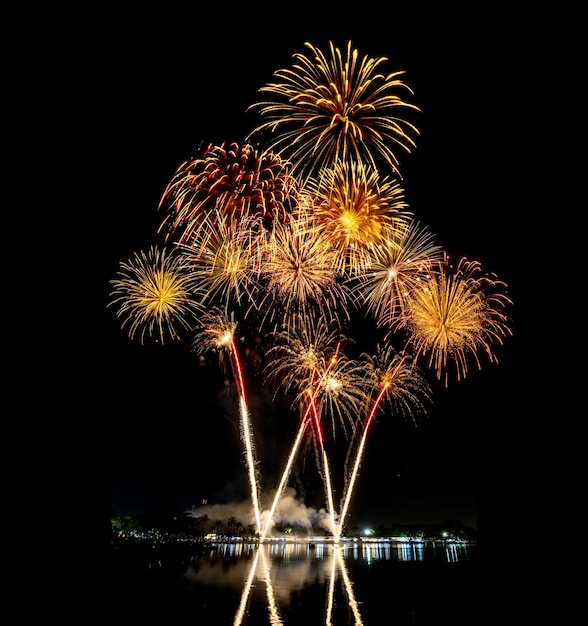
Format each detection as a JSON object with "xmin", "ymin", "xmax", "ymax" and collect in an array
[{"xmin": 110, "ymin": 538, "xmax": 477, "ymax": 624}]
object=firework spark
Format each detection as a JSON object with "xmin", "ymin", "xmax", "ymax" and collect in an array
[
  {"xmin": 401, "ymin": 254, "xmax": 513, "ymax": 386},
  {"xmin": 247, "ymin": 40, "xmax": 420, "ymax": 183},
  {"xmin": 158, "ymin": 142, "xmax": 298, "ymax": 244},
  {"xmin": 107, "ymin": 244, "xmax": 204, "ymax": 345},
  {"xmin": 304, "ymin": 160, "xmax": 411, "ymax": 275}
]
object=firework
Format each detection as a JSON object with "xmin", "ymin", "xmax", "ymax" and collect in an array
[
  {"xmin": 304, "ymin": 160, "xmax": 412, "ymax": 275},
  {"xmin": 254, "ymin": 207, "xmax": 357, "ymax": 333},
  {"xmin": 401, "ymin": 254, "xmax": 513, "ymax": 386},
  {"xmin": 107, "ymin": 244, "xmax": 204, "ymax": 345},
  {"xmin": 358, "ymin": 219, "xmax": 444, "ymax": 328},
  {"xmin": 336, "ymin": 345, "xmax": 431, "ymax": 541},
  {"xmin": 191, "ymin": 307, "xmax": 262, "ymax": 535},
  {"xmin": 176, "ymin": 211, "xmax": 265, "ymax": 314},
  {"xmin": 260, "ymin": 340, "xmax": 341, "ymax": 540},
  {"xmin": 158, "ymin": 142, "xmax": 298, "ymax": 244},
  {"xmin": 108, "ymin": 39, "xmax": 514, "ymax": 541},
  {"xmin": 264, "ymin": 317, "xmax": 345, "ymax": 400},
  {"xmin": 247, "ymin": 40, "xmax": 420, "ymax": 183}
]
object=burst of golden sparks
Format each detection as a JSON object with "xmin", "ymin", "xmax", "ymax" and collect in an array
[
  {"xmin": 108, "ymin": 245, "xmax": 204, "ymax": 344},
  {"xmin": 401, "ymin": 254, "xmax": 513, "ymax": 386},
  {"xmin": 254, "ymin": 207, "xmax": 356, "ymax": 333},
  {"xmin": 247, "ymin": 40, "xmax": 420, "ymax": 183},
  {"xmin": 358, "ymin": 219, "xmax": 444, "ymax": 328},
  {"xmin": 304, "ymin": 160, "xmax": 411, "ymax": 275}
]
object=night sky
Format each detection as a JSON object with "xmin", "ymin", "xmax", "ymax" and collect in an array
[{"xmin": 89, "ymin": 8, "xmax": 535, "ymax": 535}]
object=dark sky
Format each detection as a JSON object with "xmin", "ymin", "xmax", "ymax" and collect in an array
[{"xmin": 91, "ymin": 8, "xmax": 534, "ymax": 534}]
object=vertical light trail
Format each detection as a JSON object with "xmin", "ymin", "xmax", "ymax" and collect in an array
[
  {"xmin": 309, "ymin": 391, "xmax": 337, "ymax": 535},
  {"xmin": 335, "ymin": 383, "xmax": 389, "ymax": 542},
  {"xmin": 336, "ymin": 548, "xmax": 364, "ymax": 625},
  {"xmin": 261, "ymin": 351, "xmax": 340, "ymax": 541},
  {"xmin": 325, "ymin": 548, "xmax": 338, "ymax": 625},
  {"xmin": 259, "ymin": 546, "xmax": 284, "ymax": 625},
  {"xmin": 233, "ymin": 545, "xmax": 261, "ymax": 626},
  {"xmin": 228, "ymin": 333, "xmax": 262, "ymax": 536}
]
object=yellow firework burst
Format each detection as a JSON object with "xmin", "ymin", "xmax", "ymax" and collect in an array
[
  {"xmin": 108, "ymin": 245, "xmax": 204, "ymax": 345},
  {"xmin": 247, "ymin": 40, "xmax": 420, "ymax": 183},
  {"xmin": 358, "ymin": 219, "xmax": 444, "ymax": 328},
  {"xmin": 402, "ymin": 255, "xmax": 513, "ymax": 386},
  {"xmin": 304, "ymin": 160, "xmax": 411, "ymax": 275}
]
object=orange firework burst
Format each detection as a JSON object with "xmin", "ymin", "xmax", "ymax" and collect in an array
[
  {"xmin": 358, "ymin": 219, "xmax": 444, "ymax": 328},
  {"xmin": 158, "ymin": 142, "xmax": 298, "ymax": 244},
  {"xmin": 247, "ymin": 40, "xmax": 420, "ymax": 183},
  {"xmin": 304, "ymin": 160, "xmax": 411, "ymax": 275},
  {"xmin": 107, "ymin": 245, "xmax": 204, "ymax": 345},
  {"xmin": 401, "ymin": 254, "xmax": 513, "ymax": 386}
]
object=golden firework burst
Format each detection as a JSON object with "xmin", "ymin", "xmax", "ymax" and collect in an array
[
  {"xmin": 108, "ymin": 245, "xmax": 204, "ymax": 344},
  {"xmin": 304, "ymin": 160, "xmax": 411, "ymax": 275},
  {"xmin": 402, "ymin": 254, "xmax": 513, "ymax": 386},
  {"xmin": 247, "ymin": 40, "xmax": 420, "ymax": 183}
]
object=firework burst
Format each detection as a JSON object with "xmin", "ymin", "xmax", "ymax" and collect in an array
[
  {"xmin": 253, "ymin": 207, "xmax": 356, "ymax": 333},
  {"xmin": 158, "ymin": 142, "xmax": 298, "ymax": 244},
  {"xmin": 401, "ymin": 254, "xmax": 513, "ymax": 386},
  {"xmin": 108, "ymin": 244, "xmax": 204, "ymax": 344},
  {"xmin": 359, "ymin": 344, "xmax": 431, "ymax": 424},
  {"xmin": 304, "ymin": 160, "xmax": 411, "ymax": 275},
  {"xmin": 247, "ymin": 40, "xmax": 420, "ymax": 183},
  {"xmin": 358, "ymin": 219, "xmax": 444, "ymax": 328},
  {"xmin": 176, "ymin": 211, "xmax": 265, "ymax": 314},
  {"xmin": 265, "ymin": 318, "xmax": 366, "ymax": 440},
  {"xmin": 263, "ymin": 316, "xmax": 345, "ymax": 398}
]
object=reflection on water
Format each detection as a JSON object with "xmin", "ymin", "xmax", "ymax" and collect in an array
[{"xmin": 179, "ymin": 540, "xmax": 474, "ymax": 625}]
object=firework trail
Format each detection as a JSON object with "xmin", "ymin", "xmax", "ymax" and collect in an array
[
  {"xmin": 308, "ymin": 389, "xmax": 337, "ymax": 533},
  {"xmin": 192, "ymin": 308, "xmax": 262, "ymax": 535},
  {"xmin": 335, "ymin": 384, "xmax": 388, "ymax": 543},
  {"xmin": 233, "ymin": 546, "xmax": 262, "ymax": 626},
  {"xmin": 261, "ymin": 347, "xmax": 340, "ymax": 540},
  {"xmin": 337, "ymin": 548, "xmax": 364, "ymax": 624},
  {"xmin": 259, "ymin": 547, "xmax": 283, "ymax": 625}
]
